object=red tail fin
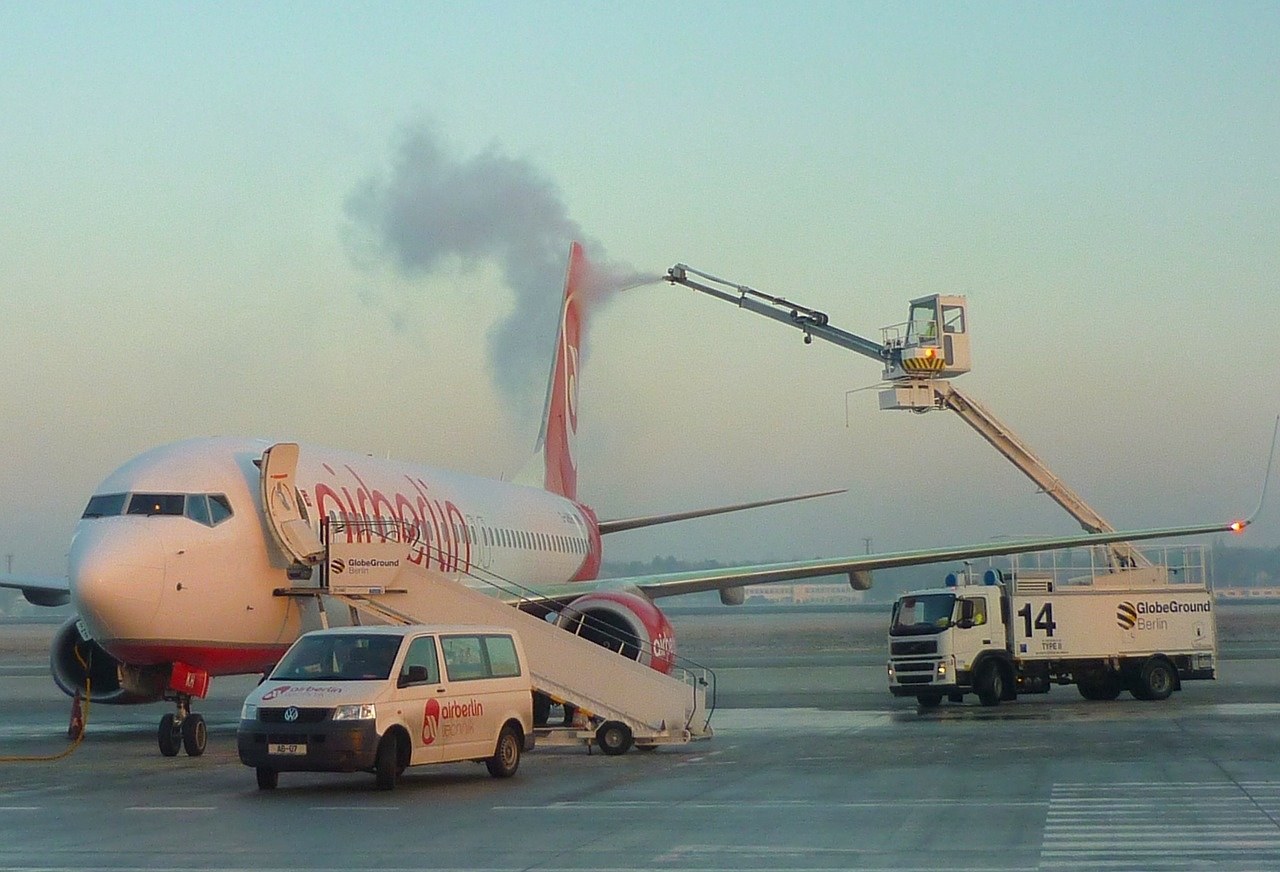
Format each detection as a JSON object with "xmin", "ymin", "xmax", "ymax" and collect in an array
[{"xmin": 534, "ymin": 242, "xmax": 587, "ymax": 501}]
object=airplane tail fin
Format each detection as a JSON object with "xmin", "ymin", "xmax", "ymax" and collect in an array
[{"xmin": 520, "ymin": 241, "xmax": 587, "ymax": 501}]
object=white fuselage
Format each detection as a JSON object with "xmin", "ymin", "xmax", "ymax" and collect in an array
[{"xmin": 69, "ymin": 437, "xmax": 601, "ymax": 676}]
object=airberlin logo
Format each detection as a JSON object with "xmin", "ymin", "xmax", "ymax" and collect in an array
[
  {"xmin": 1117, "ymin": 600, "xmax": 1212, "ymax": 630},
  {"xmin": 330, "ymin": 558, "xmax": 345, "ymax": 574},
  {"xmin": 421, "ymin": 698, "xmax": 484, "ymax": 745}
]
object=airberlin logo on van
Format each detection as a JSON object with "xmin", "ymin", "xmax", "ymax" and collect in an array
[
  {"xmin": 1117, "ymin": 600, "xmax": 1212, "ymax": 630},
  {"xmin": 421, "ymin": 698, "xmax": 484, "ymax": 746},
  {"xmin": 330, "ymin": 558, "xmax": 345, "ymax": 574}
]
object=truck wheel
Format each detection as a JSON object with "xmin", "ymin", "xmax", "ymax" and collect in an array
[
  {"xmin": 486, "ymin": 725, "xmax": 521, "ymax": 778},
  {"xmin": 596, "ymin": 721, "xmax": 634, "ymax": 756},
  {"xmin": 1078, "ymin": 673, "xmax": 1122, "ymax": 701},
  {"xmin": 917, "ymin": 693, "xmax": 942, "ymax": 709},
  {"xmin": 256, "ymin": 767, "xmax": 278, "ymax": 790},
  {"xmin": 976, "ymin": 661, "xmax": 1006, "ymax": 707},
  {"xmin": 374, "ymin": 734, "xmax": 400, "ymax": 790},
  {"xmin": 1137, "ymin": 657, "xmax": 1176, "ymax": 702}
]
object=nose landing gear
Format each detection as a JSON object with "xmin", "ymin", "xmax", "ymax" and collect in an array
[{"xmin": 157, "ymin": 693, "xmax": 207, "ymax": 757}]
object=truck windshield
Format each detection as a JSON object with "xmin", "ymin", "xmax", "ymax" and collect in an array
[
  {"xmin": 890, "ymin": 593, "xmax": 956, "ymax": 636},
  {"xmin": 270, "ymin": 634, "xmax": 403, "ymax": 681}
]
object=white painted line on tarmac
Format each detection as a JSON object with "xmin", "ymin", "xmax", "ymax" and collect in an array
[
  {"xmin": 309, "ymin": 806, "xmax": 402, "ymax": 811},
  {"xmin": 124, "ymin": 804, "xmax": 215, "ymax": 814},
  {"xmin": 495, "ymin": 798, "xmax": 1050, "ymax": 811},
  {"xmin": 0, "ymin": 807, "xmax": 40, "ymax": 811}
]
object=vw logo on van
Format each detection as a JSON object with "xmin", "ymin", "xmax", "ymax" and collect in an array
[{"xmin": 284, "ymin": 706, "xmax": 299, "ymax": 722}]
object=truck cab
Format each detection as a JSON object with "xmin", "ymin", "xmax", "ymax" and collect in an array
[{"xmin": 887, "ymin": 571, "xmax": 1012, "ymax": 708}]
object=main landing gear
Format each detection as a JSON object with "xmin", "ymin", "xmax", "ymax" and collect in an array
[{"xmin": 157, "ymin": 693, "xmax": 206, "ymax": 757}]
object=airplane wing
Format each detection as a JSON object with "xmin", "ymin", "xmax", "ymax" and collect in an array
[
  {"xmin": 598, "ymin": 489, "xmax": 846, "ymax": 535},
  {"xmin": 0, "ymin": 574, "xmax": 71, "ymax": 607},
  {"xmin": 512, "ymin": 516, "xmax": 1247, "ymax": 607}
]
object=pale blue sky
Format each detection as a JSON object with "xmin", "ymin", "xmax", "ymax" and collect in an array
[{"xmin": 2, "ymin": 3, "xmax": 1277, "ymax": 574}]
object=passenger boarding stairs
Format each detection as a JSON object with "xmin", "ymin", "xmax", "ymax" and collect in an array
[{"xmin": 276, "ymin": 517, "xmax": 714, "ymax": 749}]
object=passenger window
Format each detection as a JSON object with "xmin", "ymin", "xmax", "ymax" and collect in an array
[
  {"xmin": 184, "ymin": 494, "xmax": 211, "ymax": 526},
  {"xmin": 484, "ymin": 635, "xmax": 520, "ymax": 678},
  {"xmin": 942, "ymin": 305, "xmax": 966, "ymax": 334},
  {"xmin": 400, "ymin": 636, "xmax": 440, "ymax": 685},
  {"xmin": 127, "ymin": 494, "xmax": 184, "ymax": 516},
  {"xmin": 441, "ymin": 635, "xmax": 487, "ymax": 681},
  {"xmin": 208, "ymin": 494, "xmax": 233, "ymax": 525}
]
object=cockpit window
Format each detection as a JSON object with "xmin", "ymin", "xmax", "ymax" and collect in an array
[
  {"xmin": 127, "ymin": 494, "xmax": 185, "ymax": 516},
  {"xmin": 81, "ymin": 492, "xmax": 233, "ymax": 525},
  {"xmin": 82, "ymin": 493, "xmax": 127, "ymax": 518},
  {"xmin": 209, "ymin": 494, "xmax": 233, "ymax": 524},
  {"xmin": 185, "ymin": 494, "xmax": 211, "ymax": 526}
]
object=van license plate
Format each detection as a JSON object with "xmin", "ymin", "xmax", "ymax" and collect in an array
[{"xmin": 268, "ymin": 743, "xmax": 306, "ymax": 755}]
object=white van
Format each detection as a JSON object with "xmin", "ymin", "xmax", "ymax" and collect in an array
[{"xmin": 237, "ymin": 624, "xmax": 534, "ymax": 790}]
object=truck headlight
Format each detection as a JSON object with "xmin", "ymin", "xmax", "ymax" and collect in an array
[
  {"xmin": 332, "ymin": 703, "xmax": 377, "ymax": 721},
  {"xmin": 240, "ymin": 702, "xmax": 258, "ymax": 721},
  {"xmin": 887, "ymin": 663, "xmax": 895, "ymax": 678},
  {"xmin": 936, "ymin": 662, "xmax": 948, "ymax": 677}
]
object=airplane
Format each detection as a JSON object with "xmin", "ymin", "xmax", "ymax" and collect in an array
[{"xmin": 0, "ymin": 242, "xmax": 1255, "ymax": 757}]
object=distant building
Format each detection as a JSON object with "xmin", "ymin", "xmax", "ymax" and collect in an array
[{"xmin": 746, "ymin": 582, "xmax": 865, "ymax": 605}]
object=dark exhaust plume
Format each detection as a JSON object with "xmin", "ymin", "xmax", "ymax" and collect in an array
[{"xmin": 344, "ymin": 125, "xmax": 659, "ymax": 415}]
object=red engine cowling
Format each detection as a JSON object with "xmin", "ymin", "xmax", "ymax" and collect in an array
[
  {"xmin": 50, "ymin": 618, "xmax": 166, "ymax": 704},
  {"xmin": 555, "ymin": 590, "xmax": 676, "ymax": 674}
]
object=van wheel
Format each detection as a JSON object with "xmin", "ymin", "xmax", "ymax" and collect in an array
[
  {"xmin": 596, "ymin": 721, "xmax": 633, "ymax": 756},
  {"xmin": 1137, "ymin": 657, "xmax": 1176, "ymax": 702},
  {"xmin": 256, "ymin": 767, "xmax": 278, "ymax": 790},
  {"xmin": 486, "ymin": 726, "xmax": 521, "ymax": 778},
  {"xmin": 976, "ymin": 661, "xmax": 1006, "ymax": 707},
  {"xmin": 374, "ymin": 734, "xmax": 400, "ymax": 790}
]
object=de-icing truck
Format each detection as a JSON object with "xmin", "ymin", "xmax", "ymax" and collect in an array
[{"xmin": 887, "ymin": 546, "xmax": 1217, "ymax": 708}]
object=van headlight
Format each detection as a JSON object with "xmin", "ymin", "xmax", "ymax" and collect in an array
[
  {"xmin": 240, "ymin": 702, "xmax": 258, "ymax": 721},
  {"xmin": 332, "ymin": 703, "xmax": 377, "ymax": 721}
]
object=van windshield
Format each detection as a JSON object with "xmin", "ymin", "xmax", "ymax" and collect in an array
[
  {"xmin": 890, "ymin": 593, "xmax": 956, "ymax": 636},
  {"xmin": 270, "ymin": 634, "xmax": 402, "ymax": 681}
]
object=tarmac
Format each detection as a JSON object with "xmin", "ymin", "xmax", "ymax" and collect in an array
[{"xmin": 2, "ymin": 605, "xmax": 1279, "ymax": 871}]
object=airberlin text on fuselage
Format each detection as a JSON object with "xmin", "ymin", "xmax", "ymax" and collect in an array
[{"xmin": 313, "ymin": 465, "xmax": 472, "ymax": 574}]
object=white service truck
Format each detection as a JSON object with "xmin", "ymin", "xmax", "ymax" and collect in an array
[{"xmin": 887, "ymin": 552, "xmax": 1217, "ymax": 708}]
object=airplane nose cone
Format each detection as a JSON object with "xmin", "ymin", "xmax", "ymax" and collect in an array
[{"xmin": 69, "ymin": 521, "xmax": 166, "ymax": 645}]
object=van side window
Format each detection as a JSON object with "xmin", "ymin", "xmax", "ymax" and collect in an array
[
  {"xmin": 401, "ymin": 636, "xmax": 440, "ymax": 685},
  {"xmin": 441, "ymin": 635, "xmax": 487, "ymax": 681},
  {"xmin": 483, "ymin": 635, "xmax": 521, "ymax": 678}
]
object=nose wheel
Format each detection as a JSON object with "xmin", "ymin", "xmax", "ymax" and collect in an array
[{"xmin": 157, "ymin": 695, "xmax": 206, "ymax": 757}]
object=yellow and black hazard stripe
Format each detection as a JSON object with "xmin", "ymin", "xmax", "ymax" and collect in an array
[{"xmin": 901, "ymin": 354, "xmax": 946, "ymax": 374}]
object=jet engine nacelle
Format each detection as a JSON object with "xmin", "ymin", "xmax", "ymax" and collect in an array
[
  {"xmin": 50, "ymin": 618, "xmax": 166, "ymax": 704},
  {"xmin": 556, "ymin": 590, "xmax": 676, "ymax": 675}
]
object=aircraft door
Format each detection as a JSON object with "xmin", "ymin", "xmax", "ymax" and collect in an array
[{"xmin": 259, "ymin": 443, "xmax": 324, "ymax": 565}]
